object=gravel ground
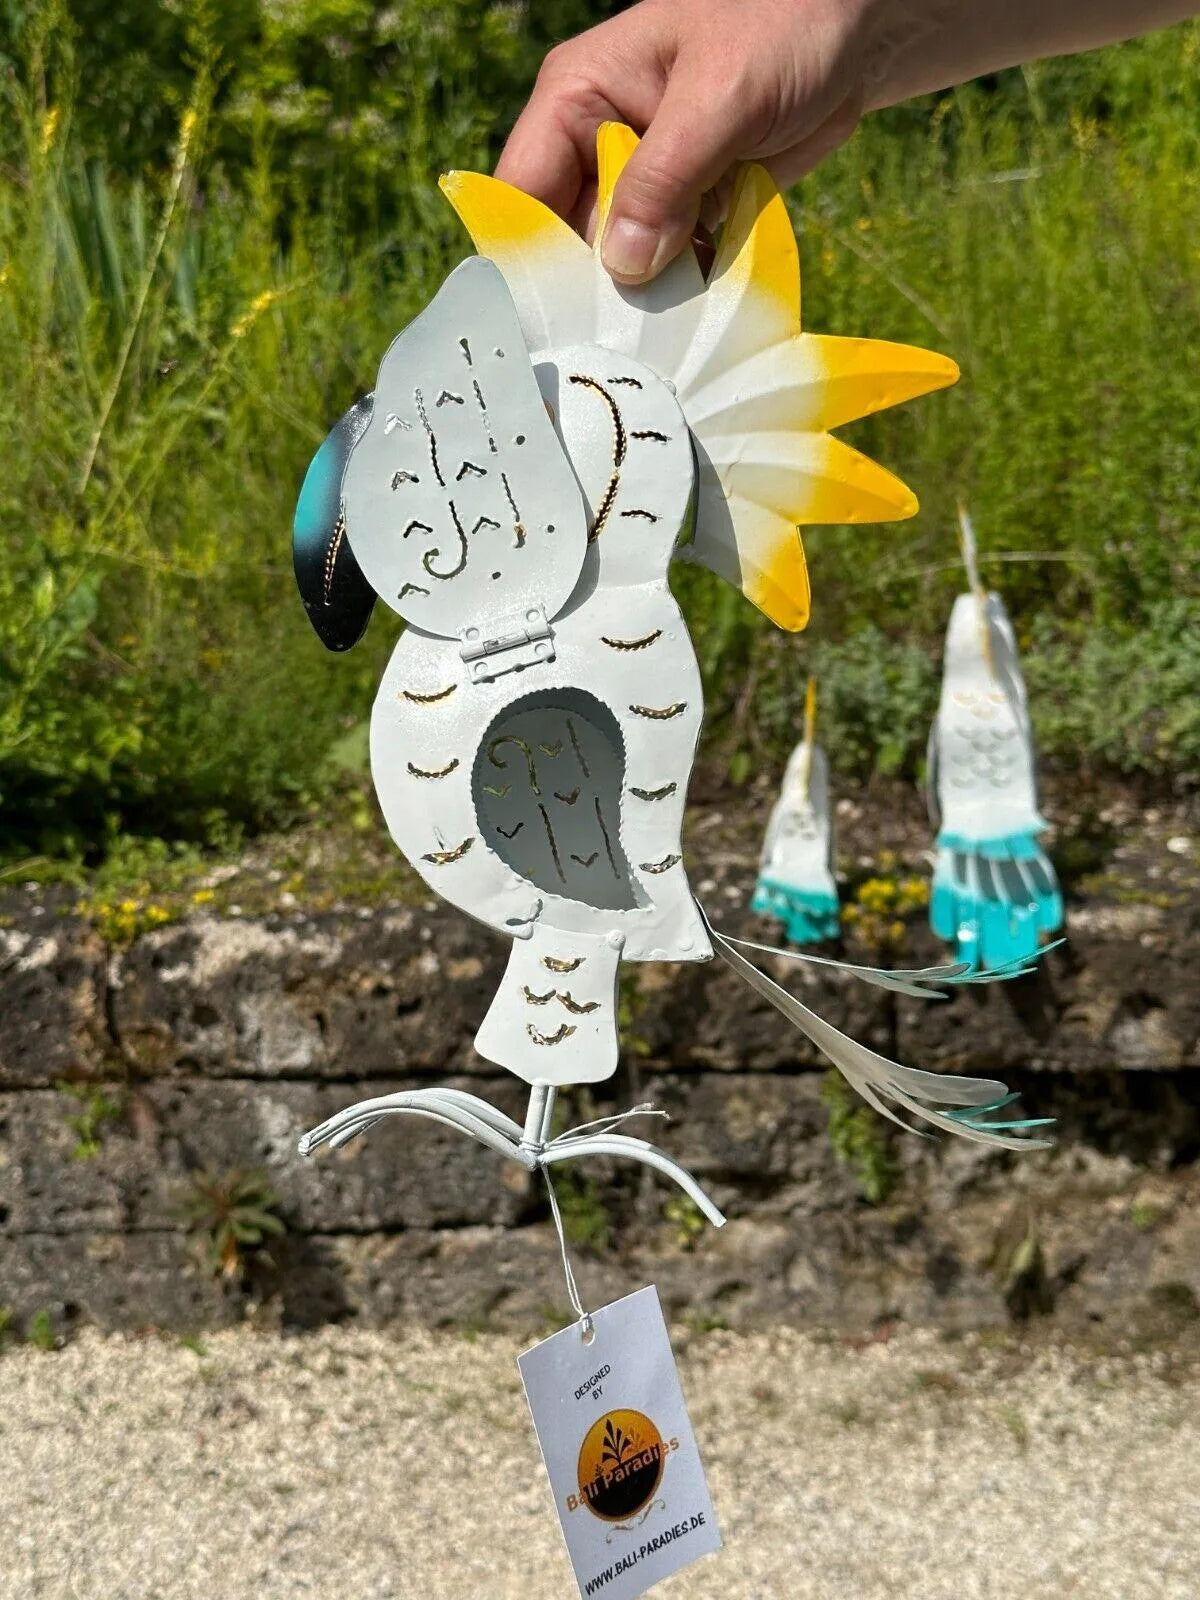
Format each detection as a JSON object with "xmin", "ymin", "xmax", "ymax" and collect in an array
[{"xmin": 1, "ymin": 1322, "xmax": 1197, "ymax": 1600}]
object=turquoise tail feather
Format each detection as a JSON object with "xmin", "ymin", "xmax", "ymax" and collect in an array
[
  {"xmin": 752, "ymin": 875, "xmax": 840, "ymax": 945},
  {"xmin": 932, "ymin": 831, "xmax": 1063, "ymax": 972},
  {"xmin": 293, "ymin": 394, "xmax": 376, "ymax": 651}
]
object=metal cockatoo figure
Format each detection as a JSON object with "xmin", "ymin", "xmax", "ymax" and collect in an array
[
  {"xmin": 928, "ymin": 510, "xmax": 1065, "ymax": 973},
  {"xmin": 752, "ymin": 678, "xmax": 840, "ymax": 943},
  {"xmin": 291, "ymin": 125, "xmax": 1051, "ymax": 1233}
]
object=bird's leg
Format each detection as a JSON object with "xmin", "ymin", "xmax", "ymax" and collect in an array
[
  {"xmin": 520, "ymin": 1082, "xmax": 558, "ymax": 1155},
  {"xmin": 540, "ymin": 1133, "xmax": 725, "ymax": 1228},
  {"xmin": 299, "ymin": 1078, "xmax": 726, "ymax": 1229},
  {"xmin": 298, "ymin": 1087, "xmax": 527, "ymax": 1164}
]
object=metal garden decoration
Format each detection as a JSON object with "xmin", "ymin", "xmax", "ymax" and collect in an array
[
  {"xmin": 291, "ymin": 125, "xmax": 1052, "ymax": 1237},
  {"xmin": 751, "ymin": 677, "xmax": 841, "ymax": 944},
  {"xmin": 928, "ymin": 509, "xmax": 1065, "ymax": 971}
]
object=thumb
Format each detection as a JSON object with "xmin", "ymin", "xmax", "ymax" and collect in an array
[{"xmin": 600, "ymin": 67, "xmax": 750, "ymax": 284}]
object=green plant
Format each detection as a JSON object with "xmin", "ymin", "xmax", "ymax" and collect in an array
[
  {"xmin": 683, "ymin": 1309, "xmax": 729, "ymax": 1336},
  {"xmin": 821, "ymin": 1070, "xmax": 898, "ymax": 1205},
  {"xmin": 991, "ymin": 1209, "xmax": 1052, "ymax": 1319},
  {"xmin": 996, "ymin": 1403, "xmax": 1031, "ymax": 1452},
  {"xmin": 0, "ymin": 1307, "xmax": 15, "ymax": 1351},
  {"xmin": 27, "ymin": 1308, "xmax": 56, "ymax": 1351},
  {"xmin": 664, "ymin": 1194, "xmax": 706, "ymax": 1252},
  {"xmin": 553, "ymin": 1170, "xmax": 613, "ymax": 1252},
  {"xmin": 57, "ymin": 1080, "xmax": 126, "ymax": 1158},
  {"xmin": 172, "ymin": 1166, "xmax": 286, "ymax": 1278}
]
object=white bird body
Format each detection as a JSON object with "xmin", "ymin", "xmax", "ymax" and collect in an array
[
  {"xmin": 929, "ymin": 591, "xmax": 1063, "ymax": 969},
  {"xmin": 294, "ymin": 124, "xmax": 1052, "ymax": 1163},
  {"xmin": 752, "ymin": 740, "xmax": 839, "ymax": 943}
]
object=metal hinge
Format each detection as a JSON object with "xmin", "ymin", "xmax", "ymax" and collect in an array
[{"xmin": 459, "ymin": 606, "xmax": 555, "ymax": 683}]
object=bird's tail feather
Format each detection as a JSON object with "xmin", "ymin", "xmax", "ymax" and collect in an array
[
  {"xmin": 751, "ymin": 876, "xmax": 840, "ymax": 944},
  {"xmin": 699, "ymin": 905, "xmax": 1053, "ymax": 1150},
  {"xmin": 931, "ymin": 830, "xmax": 1063, "ymax": 971}
]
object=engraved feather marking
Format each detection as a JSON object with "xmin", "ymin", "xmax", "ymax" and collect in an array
[
  {"xmin": 557, "ymin": 993, "xmax": 600, "ymax": 1015},
  {"xmin": 471, "ymin": 378, "xmax": 498, "ymax": 454},
  {"xmin": 638, "ymin": 854, "xmax": 681, "ymax": 874},
  {"xmin": 524, "ymin": 985, "xmax": 599, "ymax": 1015},
  {"xmin": 401, "ymin": 684, "xmax": 457, "ymax": 704},
  {"xmin": 568, "ymin": 374, "xmax": 625, "ymax": 542},
  {"xmin": 459, "ymin": 337, "xmax": 472, "ymax": 365},
  {"xmin": 435, "ymin": 389, "xmax": 464, "ymax": 406},
  {"xmin": 527, "ymin": 1023, "xmax": 576, "ymax": 1046},
  {"xmin": 422, "ymin": 838, "xmax": 474, "ymax": 865},
  {"xmin": 482, "ymin": 783, "xmax": 511, "ymax": 798},
  {"xmin": 570, "ymin": 851, "xmax": 599, "ymax": 868},
  {"xmin": 554, "ymin": 788, "xmax": 580, "ymax": 805},
  {"xmin": 589, "ymin": 476, "xmax": 620, "ymax": 545},
  {"xmin": 406, "ymin": 758, "xmax": 460, "ymax": 779},
  {"xmin": 499, "ymin": 471, "xmax": 525, "ymax": 549},
  {"xmin": 538, "ymin": 803, "xmax": 566, "ymax": 883},
  {"xmin": 496, "ymin": 821, "xmax": 524, "ymax": 839},
  {"xmin": 456, "ymin": 460, "xmax": 486, "ymax": 480},
  {"xmin": 594, "ymin": 797, "xmax": 621, "ymax": 879},
  {"xmin": 538, "ymin": 740, "xmax": 563, "ymax": 758},
  {"xmin": 488, "ymin": 735, "xmax": 540, "ymax": 795},
  {"xmin": 631, "ymin": 429, "xmax": 669, "ymax": 442},
  {"xmin": 423, "ymin": 499, "xmax": 468, "ymax": 579},
  {"xmin": 630, "ymin": 782, "xmax": 677, "ymax": 801},
  {"xmin": 630, "ymin": 701, "xmax": 687, "ymax": 720},
  {"xmin": 608, "ymin": 376, "xmax": 643, "ymax": 388},
  {"xmin": 567, "ymin": 719, "xmax": 590, "ymax": 779},
  {"xmin": 403, "ymin": 519, "xmax": 433, "ymax": 539},
  {"xmin": 399, "ymin": 582, "xmax": 430, "ymax": 600},
  {"xmin": 414, "ymin": 389, "xmax": 444, "ymax": 487},
  {"xmin": 620, "ymin": 508, "xmax": 660, "ymax": 523},
  {"xmin": 542, "ymin": 956, "xmax": 582, "ymax": 973},
  {"xmin": 322, "ymin": 513, "xmax": 346, "ymax": 604},
  {"xmin": 391, "ymin": 470, "xmax": 419, "ymax": 488},
  {"xmin": 601, "ymin": 629, "xmax": 662, "ymax": 652},
  {"xmin": 471, "ymin": 515, "xmax": 501, "ymax": 535}
]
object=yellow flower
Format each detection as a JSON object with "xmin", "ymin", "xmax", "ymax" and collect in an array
[{"xmin": 231, "ymin": 288, "xmax": 283, "ymax": 339}]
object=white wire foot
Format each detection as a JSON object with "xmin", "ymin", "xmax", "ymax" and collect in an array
[{"xmin": 298, "ymin": 1083, "xmax": 726, "ymax": 1228}]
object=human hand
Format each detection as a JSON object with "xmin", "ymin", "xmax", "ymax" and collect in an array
[
  {"xmin": 497, "ymin": 0, "xmax": 884, "ymax": 284},
  {"xmin": 496, "ymin": 0, "xmax": 1199, "ymax": 285}
]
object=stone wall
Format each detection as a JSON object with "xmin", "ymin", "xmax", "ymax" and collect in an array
[{"xmin": 2, "ymin": 794, "xmax": 1198, "ymax": 1344}]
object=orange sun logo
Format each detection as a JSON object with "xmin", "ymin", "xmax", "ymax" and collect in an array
[{"xmin": 571, "ymin": 1409, "xmax": 674, "ymax": 1522}]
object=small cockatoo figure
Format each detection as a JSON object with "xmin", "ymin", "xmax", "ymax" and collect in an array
[
  {"xmin": 928, "ymin": 509, "xmax": 1064, "ymax": 971},
  {"xmin": 752, "ymin": 678, "xmax": 840, "ymax": 942},
  {"xmin": 292, "ymin": 127, "xmax": 1050, "ymax": 1214}
]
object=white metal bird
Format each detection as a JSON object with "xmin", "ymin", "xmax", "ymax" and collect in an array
[
  {"xmin": 291, "ymin": 127, "xmax": 1051, "ymax": 1225},
  {"xmin": 752, "ymin": 677, "xmax": 840, "ymax": 943},
  {"xmin": 928, "ymin": 510, "xmax": 1064, "ymax": 971}
]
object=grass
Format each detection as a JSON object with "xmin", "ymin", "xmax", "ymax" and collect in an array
[
  {"xmin": 821, "ymin": 1070, "xmax": 898, "ymax": 1206},
  {"xmin": 1, "ymin": 6, "xmax": 1197, "ymax": 871}
]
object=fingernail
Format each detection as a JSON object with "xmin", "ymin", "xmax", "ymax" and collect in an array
[{"xmin": 601, "ymin": 215, "xmax": 662, "ymax": 282}]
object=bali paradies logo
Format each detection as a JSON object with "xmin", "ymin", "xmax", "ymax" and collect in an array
[{"xmin": 569, "ymin": 1409, "xmax": 679, "ymax": 1524}]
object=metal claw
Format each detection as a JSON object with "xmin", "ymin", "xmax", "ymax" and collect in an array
[{"xmin": 298, "ymin": 1083, "xmax": 725, "ymax": 1228}]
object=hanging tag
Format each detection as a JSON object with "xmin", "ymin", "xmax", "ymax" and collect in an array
[{"xmin": 519, "ymin": 1286, "xmax": 721, "ymax": 1599}]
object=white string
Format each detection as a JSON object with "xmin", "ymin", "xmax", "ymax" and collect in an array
[
  {"xmin": 541, "ymin": 1167, "xmax": 593, "ymax": 1340},
  {"xmin": 540, "ymin": 1102, "xmax": 671, "ymax": 1339},
  {"xmin": 547, "ymin": 1102, "xmax": 666, "ymax": 1146}
]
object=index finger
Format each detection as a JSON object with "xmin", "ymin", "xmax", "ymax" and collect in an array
[
  {"xmin": 496, "ymin": 82, "xmax": 611, "ymax": 222},
  {"xmin": 495, "ymin": 21, "xmax": 671, "ymax": 224}
]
